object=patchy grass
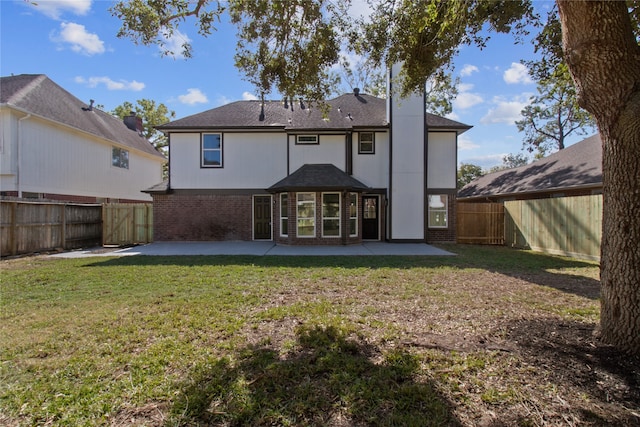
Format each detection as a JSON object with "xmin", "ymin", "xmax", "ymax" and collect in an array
[{"xmin": 1, "ymin": 245, "xmax": 638, "ymax": 426}]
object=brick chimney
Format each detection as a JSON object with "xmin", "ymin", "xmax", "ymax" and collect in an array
[{"xmin": 123, "ymin": 111, "xmax": 144, "ymax": 135}]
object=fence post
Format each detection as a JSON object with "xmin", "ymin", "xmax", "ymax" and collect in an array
[
  {"xmin": 10, "ymin": 201, "xmax": 17, "ymax": 256},
  {"xmin": 61, "ymin": 204, "xmax": 67, "ymax": 249}
]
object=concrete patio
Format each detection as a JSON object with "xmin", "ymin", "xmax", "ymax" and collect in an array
[{"xmin": 50, "ymin": 241, "xmax": 455, "ymax": 258}]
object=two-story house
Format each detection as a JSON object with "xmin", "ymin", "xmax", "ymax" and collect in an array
[
  {"xmin": 148, "ymin": 68, "xmax": 471, "ymax": 245},
  {"xmin": 0, "ymin": 74, "xmax": 165, "ymax": 203}
]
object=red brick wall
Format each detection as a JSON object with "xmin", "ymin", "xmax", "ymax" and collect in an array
[{"xmin": 153, "ymin": 193, "xmax": 253, "ymax": 241}]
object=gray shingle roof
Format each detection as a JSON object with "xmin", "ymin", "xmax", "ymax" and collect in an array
[
  {"xmin": 1, "ymin": 74, "xmax": 165, "ymax": 159},
  {"xmin": 268, "ymin": 164, "xmax": 370, "ymax": 192},
  {"xmin": 458, "ymin": 134, "xmax": 602, "ymax": 200},
  {"xmin": 158, "ymin": 92, "xmax": 471, "ymax": 133}
]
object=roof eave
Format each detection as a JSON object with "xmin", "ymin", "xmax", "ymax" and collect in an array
[{"xmin": 458, "ymin": 182, "xmax": 603, "ymax": 201}]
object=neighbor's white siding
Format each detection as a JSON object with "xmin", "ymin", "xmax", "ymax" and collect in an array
[
  {"xmin": 288, "ymin": 134, "xmax": 346, "ymax": 173},
  {"xmin": 0, "ymin": 110, "xmax": 17, "ymax": 191},
  {"xmin": 0, "ymin": 111, "xmax": 162, "ymax": 201},
  {"xmin": 170, "ymin": 132, "xmax": 288, "ymax": 189},
  {"xmin": 427, "ymin": 132, "xmax": 457, "ymax": 189}
]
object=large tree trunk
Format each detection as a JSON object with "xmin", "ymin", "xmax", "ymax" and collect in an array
[{"xmin": 557, "ymin": 1, "xmax": 640, "ymax": 355}]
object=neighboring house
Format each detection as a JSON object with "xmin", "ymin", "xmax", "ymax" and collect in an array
[
  {"xmin": 148, "ymin": 66, "xmax": 471, "ymax": 245},
  {"xmin": 458, "ymin": 134, "xmax": 602, "ymax": 203},
  {"xmin": 0, "ymin": 74, "xmax": 165, "ymax": 203}
]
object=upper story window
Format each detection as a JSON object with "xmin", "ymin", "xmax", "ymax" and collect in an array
[
  {"xmin": 358, "ymin": 132, "xmax": 374, "ymax": 154},
  {"xmin": 202, "ymin": 133, "xmax": 223, "ymax": 167},
  {"xmin": 112, "ymin": 147, "xmax": 129, "ymax": 169},
  {"xmin": 296, "ymin": 135, "xmax": 318, "ymax": 145}
]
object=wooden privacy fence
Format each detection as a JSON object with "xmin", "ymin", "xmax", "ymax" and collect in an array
[
  {"xmin": 504, "ymin": 194, "xmax": 602, "ymax": 261},
  {"xmin": 102, "ymin": 203, "xmax": 153, "ymax": 246},
  {"xmin": 456, "ymin": 202, "xmax": 505, "ymax": 244},
  {"xmin": 1, "ymin": 200, "xmax": 102, "ymax": 256}
]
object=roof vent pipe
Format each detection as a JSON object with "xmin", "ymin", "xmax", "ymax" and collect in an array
[{"xmin": 353, "ymin": 88, "xmax": 360, "ymax": 96}]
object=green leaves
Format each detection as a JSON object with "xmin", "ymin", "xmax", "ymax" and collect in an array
[{"xmin": 230, "ymin": 0, "xmax": 343, "ymax": 100}]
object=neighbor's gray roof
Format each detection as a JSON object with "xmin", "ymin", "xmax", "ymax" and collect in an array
[
  {"xmin": 458, "ymin": 134, "xmax": 602, "ymax": 200},
  {"xmin": 158, "ymin": 93, "xmax": 471, "ymax": 133},
  {"xmin": 0, "ymin": 74, "xmax": 165, "ymax": 159},
  {"xmin": 268, "ymin": 164, "xmax": 370, "ymax": 192}
]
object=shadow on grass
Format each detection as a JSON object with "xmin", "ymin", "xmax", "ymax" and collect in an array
[
  {"xmin": 507, "ymin": 318, "xmax": 640, "ymax": 424},
  {"xmin": 168, "ymin": 325, "xmax": 460, "ymax": 426}
]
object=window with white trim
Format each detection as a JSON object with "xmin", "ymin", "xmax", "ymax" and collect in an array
[
  {"xmin": 296, "ymin": 135, "xmax": 318, "ymax": 144},
  {"xmin": 112, "ymin": 147, "xmax": 129, "ymax": 169},
  {"xmin": 322, "ymin": 192, "xmax": 341, "ymax": 237},
  {"xmin": 280, "ymin": 193, "xmax": 288, "ymax": 237},
  {"xmin": 349, "ymin": 193, "xmax": 358, "ymax": 237},
  {"xmin": 428, "ymin": 195, "xmax": 448, "ymax": 228},
  {"xmin": 296, "ymin": 192, "xmax": 315, "ymax": 237},
  {"xmin": 358, "ymin": 132, "xmax": 374, "ymax": 154},
  {"xmin": 202, "ymin": 133, "xmax": 223, "ymax": 167}
]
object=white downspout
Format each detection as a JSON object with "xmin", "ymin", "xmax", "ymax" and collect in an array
[{"xmin": 17, "ymin": 113, "xmax": 31, "ymax": 198}]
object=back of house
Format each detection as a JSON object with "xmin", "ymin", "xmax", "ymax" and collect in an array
[{"xmin": 149, "ymin": 67, "xmax": 471, "ymax": 245}]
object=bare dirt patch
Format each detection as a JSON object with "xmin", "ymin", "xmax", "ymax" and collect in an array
[{"xmin": 240, "ymin": 269, "xmax": 639, "ymax": 426}]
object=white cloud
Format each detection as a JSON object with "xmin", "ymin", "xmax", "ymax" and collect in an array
[
  {"xmin": 457, "ymin": 134, "xmax": 479, "ymax": 151},
  {"xmin": 242, "ymin": 92, "xmax": 259, "ymax": 101},
  {"xmin": 160, "ymin": 29, "xmax": 191, "ymax": 59},
  {"xmin": 53, "ymin": 22, "xmax": 104, "ymax": 55},
  {"xmin": 460, "ymin": 154, "xmax": 506, "ymax": 170},
  {"xmin": 215, "ymin": 95, "xmax": 232, "ymax": 106},
  {"xmin": 178, "ymin": 88, "xmax": 208, "ymax": 105},
  {"xmin": 460, "ymin": 64, "xmax": 479, "ymax": 77},
  {"xmin": 75, "ymin": 76, "xmax": 145, "ymax": 91},
  {"xmin": 503, "ymin": 62, "xmax": 533, "ymax": 85},
  {"xmin": 30, "ymin": 0, "xmax": 91, "ymax": 19},
  {"xmin": 453, "ymin": 91, "xmax": 484, "ymax": 110},
  {"xmin": 480, "ymin": 95, "xmax": 531, "ymax": 124}
]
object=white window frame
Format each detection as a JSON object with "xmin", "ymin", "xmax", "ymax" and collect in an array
[
  {"xmin": 322, "ymin": 192, "xmax": 341, "ymax": 238},
  {"xmin": 296, "ymin": 135, "xmax": 318, "ymax": 145},
  {"xmin": 280, "ymin": 193, "xmax": 289, "ymax": 237},
  {"xmin": 296, "ymin": 192, "xmax": 316, "ymax": 237},
  {"xmin": 112, "ymin": 146, "xmax": 129, "ymax": 169},
  {"xmin": 428, "ymin": 195, "xmax": 448, "ymax": 228},
  {"xmin": 358, "ymin": 132, "xmax": 375, "ymax": 154},
  {"xmin": 201, "ymin": 133, "xmax": 223, "ymax": 168},
  {"xmin": 349, "ymin": 193, "xmax": 358, "ymax": 237}
]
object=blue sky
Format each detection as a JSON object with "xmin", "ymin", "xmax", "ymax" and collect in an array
[{"xmin": 1, "ymin": 0, "xmax": 590, "ymax": 169}]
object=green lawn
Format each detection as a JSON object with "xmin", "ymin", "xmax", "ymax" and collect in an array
[{"xmin": 1, "ymin": 245, "xmax": 637, "ymax": 426}]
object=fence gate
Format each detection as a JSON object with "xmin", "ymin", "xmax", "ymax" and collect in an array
[
  {"xmin": 456, "ymin": 202, "xmax": 504, "ymax": 245},
  {"xmin": 103, "ymin": 203, "xmax": 153, "ymax": 245}
]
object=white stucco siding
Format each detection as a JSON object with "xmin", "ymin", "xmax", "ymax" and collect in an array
[
  {"xmin": 0, "ymin": 111, "xmax": 17, "ymax": 190},
  {"xmin": 352, "ymin": 131, "xmax": 389, "ymax": 188},
  {"xmin": 390, "ymin": 172, "xmax": 425, "ymax": 239},
  {"xmin": 389, "ymin": 88, "xmax": 426, "ymax": 240},
  {"xmin": 288, "ymin": 134, "xmax": 346, "ymax": 172},
  {"xmin": 427, "ymin": 132, "xmax": 457, "ymax": 189},
  {"xmin": 14, "ymin": 117, "xmax": 161, "ymax": 201},
  {"xmin": 170, "ymin": 132, "xmax": 288, "ymax": 189}
]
